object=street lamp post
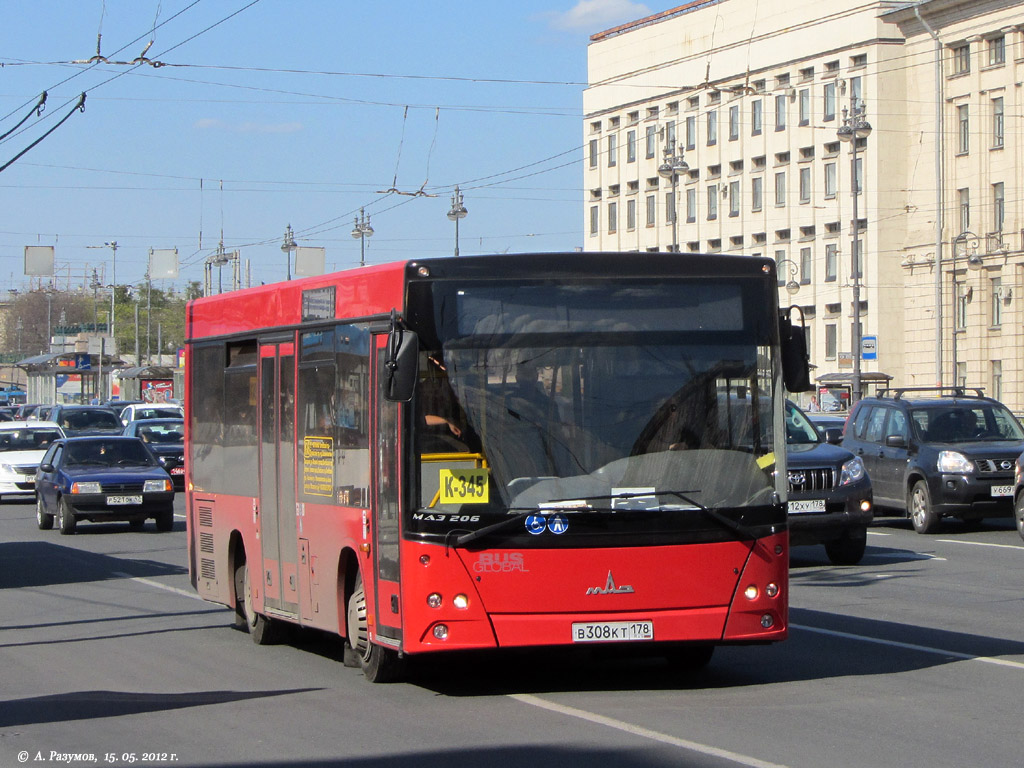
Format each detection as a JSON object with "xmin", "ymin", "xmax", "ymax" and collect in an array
[
  {"xmin": 351, "ymin": 208, "xmax": 374, "ymax": 267},
  {"xmin": 447, "ymin": 186, "xmax": 468, "ymax": 257},
  {"xmin": 86, "ymin": 241, "xmax": 118, "ymax": 348},
  {"xmin": 950, "ymin": 231, "xmax": 983, "ymax": 386},
  {"xmin": 281, "ymin": 224, "xmax": 297, "ymax": 281},
  {"xmin": 657, "ymin": 142, "xmax": 689, "ymax": 252},
  {"xmin": 837, "ymin": 97, "xmax": 872, "ymax": 404}
]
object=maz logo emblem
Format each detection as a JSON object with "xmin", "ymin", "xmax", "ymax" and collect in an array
[{"xmin": 586, "ymin": 571, "xmax": 635, "ymax": 595}]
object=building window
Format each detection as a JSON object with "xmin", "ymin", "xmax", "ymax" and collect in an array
[
  {"xmin": 825, "ymin": 243, "xmax": 838, "ymax": 282},
  {"xmin": 775, "ymin": 94, "xmax": 787, "ymax": 131},
  {"xmin": 729, "ymin": 105, "xmax": 739, "ymax": 141},
  {"xmin": 607, "ymin": 134, "xmax": 617, "ymax": 167},
  {"xmin": 589, "ymin": 139, "xmax": 598, "ymax": 168},
  {"xmin": 751, "ymin": 99, "xmax": 763, "ymax": 135},
  {"xmin": 800, "ymin": 247, "xmax": 812, "ymax": 284},
  {"xmin": 626, "ymin": 198, "xmax": 636, "ymax": 230},
  {"xmin": 608, "ymin": 201, "xmax": 617, "ymax": 233},
  {"xmin": 992, "ymin": 97, "xmax": 1004, "ymax": 149},
  {"xmin": 646, "ymin": 194, "xmax": 656, "ymax": 226},
  {"xmin": 958, "ymin": 188, "xmax": 970, "ymax": 233},
  {"xmin": 823, "ymin": 82, "xmax": 836, "ymax": 121},
  {"xmin": 825, "ymin": 323, "xmax": 837, "ymax": 359},
  {"xmin": 958, "ymin": 104, "xmax": 969, "ymax": 154},
  {"xmin": 626, "ymin": 129, "xmax": 636, "ymax": 163},
  {"xmin": 851, "ymin": 53, "xmax": 867, "ymax": 68},
  {"xmin": 686, "ymin": 115, "xmax": 696, "ymax": 150},
  {"xmin": 729, "ymin": 180, "xmax": 740, "ymax": 217},
  {"xmin": 775, "ymin": 171, "xmax": 786, "ymax": 207},
  {"xmin": 707, "ymin": 111, "xmax": 718, "ymax": 145},
  {"xmin": 774, "ymin": 250, "xmax": 788, "ymax": 287},
  {"xmin": 752, "ymin": 176, "xmax": 763, "ymax": 212},
  {"xmin": 645, "ymin": 125, "xmax": 657, "ymax": 159},
  {"xmin": 666, "ymin": 192, "xmax": 675, "ymax": 224},
  {"xmin": 991, "ymin": 277, "xmax": 1003, "ymax": 326},
  {"xmin": 686, "ymin": 187, "xmax": 696, "ymax": 223},
  {"xmin": 824, "ymin": 162, "xmax": 837, "ymax": 199},
  {"xmin": 666, "ymin": 120, "xmax": 676, "ymax": 150},
  {"xmin": 854, "ymin": 157, "xmax": 864, "ymax": 195},
  {"xmin": 951, "ymin": 43, "xmax": 970, "ymax": 75},
  {"xmin": 956, "ymin": 284, "xmax": 968, "ymax": 329},
  {"xmin": 589, "ymin": 205, "xmax": 598, "ymax": 236},
  {"xmin": 992, "ymin": 360, "xmax": 1003, "ymax": 402},
  {"xmin": 707, "ymin": 184, "xmax": 718, "ymax": 220},
  {"xmin": 993, "ymin": 182, "xmax": 1005, "ymax": 234},
  {"xmin": 799, "ymin": 167, "xmax": 811, "ymax": 204},
  {"xmin": 852, "ymin": 238, "xmax": 863, "ymax": 279},
  {"xmin": 799, "ymin": 89, "xmax": 810, "ymax": 126},
  {"xmin": 988, "ymin": 36, "xmax": 1006, "ymax": 66}
]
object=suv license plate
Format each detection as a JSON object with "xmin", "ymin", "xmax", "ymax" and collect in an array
[
  {"xmin": 572, "ymin": 621, "xmax": 654, "ymax": 643},
  {"xmin": 990, "ymin": 485, "xmax": 1013, "ymax": 497},
  {"xmin": 107, "ymin": 495, "xmax": 143, "ymax": 505},
  {"xmin": 788, "ymin": 499, "xmax": 826, "ymax": 514}
]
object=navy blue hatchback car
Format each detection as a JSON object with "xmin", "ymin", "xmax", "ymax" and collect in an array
[{"xmin": 35, "ymin": 436, "xmax": 175, "ymax": 534}]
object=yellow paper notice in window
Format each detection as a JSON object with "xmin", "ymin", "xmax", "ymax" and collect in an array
[{"xmin": 438, "ymin": 468, "xmax": 490, "ymax": 504}]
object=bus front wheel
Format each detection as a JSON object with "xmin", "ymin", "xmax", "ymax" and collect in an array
[{"xmin": 346, "ymin": 572, "xmax": 404, "ymax": 683}]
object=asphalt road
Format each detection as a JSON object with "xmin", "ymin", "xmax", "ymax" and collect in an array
[{"xmin": 2, "ymin": 496, "xmax": 1022, "ymax": 768}]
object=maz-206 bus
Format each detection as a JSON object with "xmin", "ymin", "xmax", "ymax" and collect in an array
[{"xmin": 185, "ymin": 252, "xmax": 810, "ymax": 682}]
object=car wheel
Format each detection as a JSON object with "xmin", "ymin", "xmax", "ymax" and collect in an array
[
  {"xmin": 824, "ymin": 528, "xmax": 868, "ymax": 565},
  {"xmin": 346, "ymin": 572, "xmax": 404, "ymax": 683},
  {"xmin": 36, "ymin": 496, "xmax": 53, "ymax": 530},
  {"xmin": 154, "ymin": 508, "xmax": 174, "ymax": 532},
  {"xmin": 58, "ymin": 497, "xmax": 77, "ymax": 535},
  {"xmin": 241, "ymin": 562, "xmax": 281, "ymax": 645},
  {"xmin": 1015, "ymin": 493, "xmax": 1024, "ymax": 542},
  {"xmin": 909, "ymin": 480, "xmax": 940, "ymax": 534},
  {"xmin": 128, "ymin": 519, "xmax": 146, "ymax": 532}
]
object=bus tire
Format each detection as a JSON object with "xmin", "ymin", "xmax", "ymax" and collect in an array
[
  {"xmin": 241, "ymin": 562, "xmax": 280, "ymax": 645},
  {"xmin": 58, "ymin": 497, "xmax": 77, "ymax": 535},
  {"xmin": 36, "ymin": 497, "xmax": 54, "ymax": 530},
  {"xmin": 346, "ymin": 572, "xmax": 404, "ymax": 683}
]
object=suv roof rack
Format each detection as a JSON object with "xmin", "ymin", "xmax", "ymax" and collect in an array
[{"xmin": 877, "ymin": 386, "xmax": 987, "ymax": 401}]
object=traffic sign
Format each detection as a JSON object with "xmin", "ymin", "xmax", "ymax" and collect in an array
[{"xmin": 861, "ymin": 335, "xmax": 877, "ymax": 361}]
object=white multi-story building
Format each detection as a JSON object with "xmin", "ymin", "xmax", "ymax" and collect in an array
[{"xmin": 584, "ymin": 0, "xmax": 1024, "ymax": 411}]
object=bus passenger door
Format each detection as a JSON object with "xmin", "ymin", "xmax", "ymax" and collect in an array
[
  {"xmin": 370, "ymin": 333, "xmax": 402, "ymax": 650},
  {"xmin": 258, "ymin": 341, "xmax": 300, "ymax": 619}
]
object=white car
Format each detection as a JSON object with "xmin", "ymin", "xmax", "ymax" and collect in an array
[
  {"xmin": 0, "ymin": 421, "xmax": 65, "ymax": 501},
  {"xmin": 119, "ymin": 403, "xmax": 184, "ymax": 426}
]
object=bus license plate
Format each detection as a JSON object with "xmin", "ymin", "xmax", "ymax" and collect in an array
[
  {"xmin": 572, "ymin": 621, "xmax": 654, "ymax": 643},
  {"xmin": 107, "ymin": 495, "xmax": 143, "ymax": 505},
  {"xmin": 788, "ymin": 499, "xmax": 826, "ymax": 514},
  {"xmin": 991, "ymin": 485, "xmax": 1013, "ymax": 497}
]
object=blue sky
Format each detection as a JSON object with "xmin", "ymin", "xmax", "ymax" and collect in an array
[{"xmin": 0, "ymin": 0, "xmax": 653, "ymax": 293}]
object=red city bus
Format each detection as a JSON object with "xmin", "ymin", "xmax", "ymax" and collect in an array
[{"xmin": 185, "ymin": 252, "xmax": 809, "ymax": 682}]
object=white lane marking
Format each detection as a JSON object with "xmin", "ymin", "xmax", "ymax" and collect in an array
[
  {"xmin": 793, "ymin": 624, "xmax": 1024, "ymax": 670},
  {"xmin": 111, "ymin": 571, "xmax": 206, "ymax": 601},
  {"xmin": 936, "ymin": 539, "xmax": 1023, "ymax": 551},
  {"xmin": 509, "ymin": 693, "xmax": 790, "ymax": 768}
]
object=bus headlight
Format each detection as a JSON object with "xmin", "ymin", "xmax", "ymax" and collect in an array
[{"xmin": 426, "ymin": 593, "xmax": 442, "ymax": 609}]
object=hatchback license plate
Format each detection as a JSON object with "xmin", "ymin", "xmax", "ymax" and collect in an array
[
  {"xmin": 107, "ymin": 495, "xmax": 143, "ymax": 505},
  {"xmin": 990, "ymin": 485, "xmax": 1013, "ymax": 497},
  {"xmin": 572, "ymin": 621, "xmax": 653, "ymax": 643},
  {"xmin": 788, "ymin": 499, "xmax": 826, "ymax": 514}
]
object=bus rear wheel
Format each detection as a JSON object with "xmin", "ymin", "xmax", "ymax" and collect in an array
[
  {"xmin": 346, "ymin": 572, "xmax": 404, "ymax": 683},
  {"xmin": 240, "ymin": 562, "xmax": 280, "ymax": 645}
]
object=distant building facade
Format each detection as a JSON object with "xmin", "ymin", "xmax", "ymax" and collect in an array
[{"xmin": 584, "ymin": 0, "xmax": 1024, "ymax": 410}]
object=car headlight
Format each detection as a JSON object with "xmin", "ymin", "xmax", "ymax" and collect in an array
[
  {"xmin": 71, "ymin": 481, "xmax": 102, "ymax": 494},
  {"xmin": 839, "ymin": 456, "xmax": 865, "ymax": 486},
  {"xmin": 144, "ymin": 479, "xmax": 173, "ymax": 492},
  {"xmin": 938, "ymin": 451, "xmax": 973, "ymax": 474}
]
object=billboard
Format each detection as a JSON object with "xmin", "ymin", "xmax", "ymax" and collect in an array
[{"xmin": 24, "ymin": 245, "xmax": 55, "ymax": 276}]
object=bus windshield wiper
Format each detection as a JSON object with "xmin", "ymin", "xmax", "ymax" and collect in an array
[{"xmin": 661, "ymin": 490, "xmax": 757, "ymax": 540}]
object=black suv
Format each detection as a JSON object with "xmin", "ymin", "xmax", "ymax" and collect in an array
[
  {"xmin": 842, "ymin": 387, "xmax": 1024, "ymax": 533},
  {"xmin": 785, "ymin": 401, "xmax": 873, "ymax": 564}
]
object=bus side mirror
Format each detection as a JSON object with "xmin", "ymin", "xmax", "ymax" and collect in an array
[
  {"xmin": 383, "ymin": 325, "xmax": 419, "ymax": 403},
  {"xmin": 780, "ymin": 308, "xmax": 812, "ymax": 393}
]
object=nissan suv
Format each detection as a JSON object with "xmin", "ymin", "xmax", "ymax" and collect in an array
[
  {"xmin": 842, "ymin": 387, "xmax": 1024, "ymax": 533},
  {"xmin": 785, "ymin": 401, "xmax": 873, "ymax": 564}
]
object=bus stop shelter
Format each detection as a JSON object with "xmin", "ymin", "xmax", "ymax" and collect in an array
[
  {"xmin": 116, "ymin": 366, "xmax": 182, "ymax": 402},
  {"xmin": 17, "ymin": 351, "xmax": 128, "ymax": 405},
  {"xmin": 814, "ymin": 371, "xmax": 893, "ymax": 412}
]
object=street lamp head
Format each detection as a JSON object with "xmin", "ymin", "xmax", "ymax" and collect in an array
[
  {"xmin": 967, "ymin": 253, "xmax": 984, "ymax": 271},
  {"xmin": 657, "ymin": 161, "xmax": 675, "ymax": 179},
  {"xmin": 837, "ymin": 123, "xmax": 854, "ymax": 142},
  {"xmin": 447, "ymin": 205, "xmax": 467, "ymax": 221},
  {"xmin": 785, "ymin": 279, "xmax": 801, "ymax": 296}
]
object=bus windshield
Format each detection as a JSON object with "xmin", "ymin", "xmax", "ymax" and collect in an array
[{"xmin": 409, "ymin": 278, "xmax": 783, "ymax": 541}]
